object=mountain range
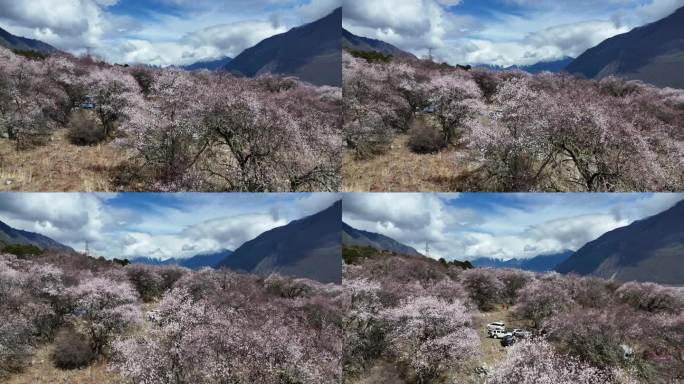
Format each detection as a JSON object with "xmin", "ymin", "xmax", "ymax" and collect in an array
[
  {"xmin": 219, "ymin": 201, "xmax": 342, "ymax": 284},
  {"xmin": 341, "ymin": 221, "xmax": 572, "ymax": 272},
  {"xmin": 0, "ymin": 220, "xmax": 74, "ymax": 252},
  {"xmin": 556, "ymin": 200, "xmax": 684, "ymax": 285},
  {"xmin": 471, "ymin": 251, "xmax": 574, "ymax": 272},
  {"xmin": 342, "ymin": 222, "xmax": 422, "ymax": 256},
  {"xmin": 342, "ymin": 28, "xmax": 417, "ymax": 59},
  {"xmin": 476, "ymin": 57, "xmax": 574, "ymax": 74},
  {"xmin": 225, "ymin": 8, "xmax": 341, "ymax": 86},
  {"xmin": 182, "ymin": 57, "xmax": 232, "ymax": 71},
  {"xmin": 566, "ymin": 6, "xmax": 684, "ymax": 88},
  {"xmin": 0, "ymin": 202, "xmax": 341, "ymax": 283},
  {"xmin": 130, "ymin": 249, "xmax": 233, "ymax": 270},
  {"xmin": 0, "ymin": 26, "xmax": 58, "ymax": 54}
]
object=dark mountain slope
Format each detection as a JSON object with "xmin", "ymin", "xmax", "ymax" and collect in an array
[
  {"xmin": 566, "ymin": 6, "xmax": 684, "ymax": 88},
  {"xmin": 556, "ymin": 200, "xmax": 684, "ymax": 285},
  {"xmin": 342, "ymin": 222, "xmax": 422, "ymax": 257},
  {"xmin": 0, "ymin": 27, "xmax": 58, "ymax": 54},
  {"xmin": 225, "ymin": 8, "xmax": 341, "ymax": 86},
  {"xmin": 0, "ymin": 220, "xmax": 73, "ymax": 252},
  {"xmin": 342, "ymin": 28, "xmax": 417, "ymax": 59},
  {"xmin": 219, "ymin": 201, "xmax": 341, "ymax": 284}
]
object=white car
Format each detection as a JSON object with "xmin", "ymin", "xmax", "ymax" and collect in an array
[
  {"xmin": 488, "ymin": 329, "xmax": 512, "ymax": 339},
  {"xmin": 512, "ymin": 329, "xmax": 532, "ymax": 338},
  {"xmin": 486, "ymin": 321, "xmax": 505, "ymax": 332}
]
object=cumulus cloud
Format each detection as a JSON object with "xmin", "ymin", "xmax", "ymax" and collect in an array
[
  {"xmin": 0, "ymin": 0, "xmax": 136, "ymax": 53},
  {"xmin": 343, "ymin": 0, "xmax": 479, "ymax": 52},
  {"xmin": 342, "ymin": 193, "xmax": 684, "ymax": 261},
  {"xmin": 342, "ymin": 0, "xmax": 681, "ymax": 66},
  {"xmin": 0, "ymin": 0, "xmax": 330, "ymax": 66},
  {"xmin": 120, "ymin": 213, "xmax": 287, "ymax": 259},
  {"xmin": 0, "ymin": 193, "xmax": 118, "ymax": 245},
  {"xmin": 0, "ymin": 193, "xmax": 334, "ymax": 261}
]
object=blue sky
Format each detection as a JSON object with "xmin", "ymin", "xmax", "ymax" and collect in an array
[
  {"xmin": 343, "ymin": 193, "xmax": 684, "ymax": 261},
  {"xmin": 0, "ymin": 193, "xmax": 340, "ymax": 260},
  {"xmin": 343, "ymin": 0, "xmax": 684, "ymax": 66},
  {"xmin": 0, "ymin": 0, "xmax": 341, "ymax": 66}
]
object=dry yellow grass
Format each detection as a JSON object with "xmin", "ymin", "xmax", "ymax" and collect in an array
[
  {"xmin": 342, "ymin": 135, "xmax": 468, "ymax": 192},
  {"xmin": 0, "ymin": 129, "xmax": 131, "ymax": 192},
  {"xmin": 5, "ymin": 302, "xmax": 158, "ymax": 384},
  {"xmin": 4, "ymin": 346, "xmax": 123, "ymax": 384}
]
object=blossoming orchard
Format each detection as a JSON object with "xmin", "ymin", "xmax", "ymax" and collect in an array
[
  {"xmin": 0, "ymin": 251, "xmax": 344, "ymax": 383},
  {"xmin": 0, "ymin": 47, "xmax": 341, "ymax": 191},
  {"xmin": 342, "ymin": 52, "xmax": 684, "ymax": 192},
  {"xmin": 342, "ymin": 247, "xmax": 684, "ymax": 384}
]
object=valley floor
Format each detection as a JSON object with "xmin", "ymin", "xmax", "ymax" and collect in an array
[{"xmin": 0, "ymin": 129, "xmax": 131, "ymax": 192}]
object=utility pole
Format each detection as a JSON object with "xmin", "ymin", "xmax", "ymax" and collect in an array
[
  {"xmin": 428, "ymin": 47, "xmax": 434, "ymax": 62},
  {"xmin": 425, "ymin": 240, "xmax": 430, "ymax": 258},
  {"xmin": 84, "ymin": 241, "xmax": 89, "ymax": 257}
]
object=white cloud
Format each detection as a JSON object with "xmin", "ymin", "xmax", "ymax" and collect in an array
[
  {"xmin": 343, "ymin": 0, "xmax": 682, "ymax": 65},
  {"xmin": 0, "ymin": 193, "xmax": 338, "ymax": 261},
  {"xmin": 0, "ymin": 0, "xmax": 334, "ymax": 65},
  {"xmin": 120, "ymin": 213, "xmax": 287, "ymax": 259},
  {"xmin": 343, "ymin": 0, "xmax": 479, "ymax": 53},
  {"xmin": 0, "ymin": 193, "xmax": 117, "ymax": 245},
  {"xmin": 635, "ymin": 0, "xmax": 684, "ymax": 22},
  {"xmin": 108, "ymin": 18, "xmax": 288, "ymax": 67},
  {"xmin": 342, "ymin": 193, "xmax": 684, "ymax": 261}
]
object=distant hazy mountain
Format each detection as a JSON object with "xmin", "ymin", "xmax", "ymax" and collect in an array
[
  {"xmin": 182, "ymin": 57, "xmax": 232, "ymax": 71},
  {"xmin": 472, "ymin": 251, "xmax": 574, "ymax": 272},
  {"xmin": 0, "ymin": 220, "xmax": 73, "ymax": 252},
  {"xmin": 556, "ymin": 200, "xmax": 684, "ymax": 285},
  {"xmin": 510, "ymin": 57, "xmax": 574, "ymax": 74},
  {"xmin": 342, "ymin": 222, "xmax": 422, "ymax": 257},
  {"xmin": 566, "ymin": 6, "xmax": 684, "ymax": 88},
  {"xmin": 219, "ymin": 201, "xmax": 341, "ymax": 284},
  {"xmin": 477, "ymin": 57, "xmax": 574, "ymax": 74},
  {"xmin": 225, "ymin": 8, "xmax": 341, "ymax": 86},
  {"xmin": 130, "ymin": 249, "xmax": 233, "ymax": 270},
  {"xmin": 342, "ymin": 28, "xmax": 417, "ymax": 59}
]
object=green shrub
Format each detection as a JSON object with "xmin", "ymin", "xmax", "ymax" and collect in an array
[
  {"xmin": 3, "ymin": 244, "xmax": 44, "ymax": 258},
  {"xmin": 346, "ymin": 49, "xmax": 393, "ymax": 63},
  {"xmin": 342, "ymin": 245, "xmax": 378, "ymax": 264}
]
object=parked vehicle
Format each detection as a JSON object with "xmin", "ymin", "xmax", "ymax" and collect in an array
[
  {"xmin": 486, "ymin": 321, "xmax": 505, "ymax": 332},
  {"xmin": 512, "ymin": 329, "xmax": 532, "ymax": 338},
  {"xmin": 488, "ymin": 329, "xmax": 511, "ymax": 339},
  {"xmin": 501, "ymin": 334, "xmax": 516, "ymax": 347}
]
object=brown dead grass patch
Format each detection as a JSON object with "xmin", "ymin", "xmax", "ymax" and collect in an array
[
  {"xmin": 0, "ymin": 129, "xmax": 132, "ymax": 192},
  {"xmin": 4, "ymin": 345, "xmax": 123, "ymax": 384},
  {"xmin": 342, "ymin": 135, "xmax": 470, "ymax": 192}
]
